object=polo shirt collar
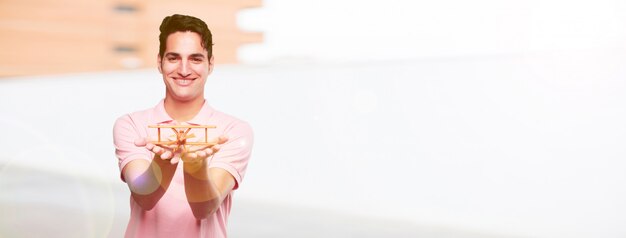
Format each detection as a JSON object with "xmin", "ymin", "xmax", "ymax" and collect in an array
[{"xmin": 153, "ymin": 99, "xmax": 215, "ymax": 125}]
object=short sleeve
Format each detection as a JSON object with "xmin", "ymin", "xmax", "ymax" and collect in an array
[
  {"xmin": 209, "ymin": 122, "xmax": 254, "ymax": 190},
  {"xmin": 113, "ymin": 114, "xmax": 152, "ymax": 182}
]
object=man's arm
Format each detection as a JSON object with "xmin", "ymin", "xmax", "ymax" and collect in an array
[
  {"xmin": 181, "ymin": 121, "xmax": 253, "ymax": 219},
  {"xmin": 171, "ymin": 136, "xmax": 233, "ymax": 219},
  {"xmin": 183, "ymin": 160, "xmax": 236, "ymax": 219},
  {"xmin": 114, "ymin": 116, "xmax": 176, "ymax": 210},
  {"xmin": 125, "ymin": 134, "xmax": 232, "ymax": 216},
  {"xmin": 122, "ymin": 152, "xmax": 177, "ymax": 210}
]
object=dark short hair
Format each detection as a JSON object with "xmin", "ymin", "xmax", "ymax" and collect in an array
[{"xmin": 158, "ymin": 14, "xmax": 213, "ymax": 58}]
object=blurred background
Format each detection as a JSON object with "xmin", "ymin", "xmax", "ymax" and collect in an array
[{"xmin": 1, "ymin": 0, "xmax": 626, "ymax": 237}]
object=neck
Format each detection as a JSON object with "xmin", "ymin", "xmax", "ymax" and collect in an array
[{"xmin": 163, "ymin": 96, "xmax": 205, "ymax": 122}]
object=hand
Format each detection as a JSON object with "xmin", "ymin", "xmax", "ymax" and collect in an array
[
  {"xmin": 180, "ymin": 136, "xmax": 228, "ymax": 164},
  {"xmin": 134, "ymin": 136, "xmax": 228, "ymax": 165}
]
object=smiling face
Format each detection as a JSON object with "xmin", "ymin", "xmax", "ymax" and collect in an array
[{"xmin": 158, "ymin": 31, "xmax": 214, "ymax": 103}]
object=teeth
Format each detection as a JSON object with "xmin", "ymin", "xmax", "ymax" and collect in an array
[{"xmin": 176, "ymin": 79, "xmax": 192, "ymax": 85}]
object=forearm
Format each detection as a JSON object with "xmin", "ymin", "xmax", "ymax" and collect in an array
[
  {"xmin": 125, "ymin": 155, "xmax": 177, "ymax": 210},
  {"xmin": 183, "ymin": 161, "xmax": 223, "ymax": 219}
]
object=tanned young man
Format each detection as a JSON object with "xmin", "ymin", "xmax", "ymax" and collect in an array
[{"xmin": 113, "ymin": 14, "xmax": 253, "ymax": 238}]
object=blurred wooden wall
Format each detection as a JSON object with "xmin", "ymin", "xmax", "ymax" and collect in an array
[{"xmin": 0, "ymin": 0, "xmax": 262, "ymax": 77}]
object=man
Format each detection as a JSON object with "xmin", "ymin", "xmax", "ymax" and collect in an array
[{"xmin": 113, "ymin": 14, "xmax": 253, "ymax": 238}]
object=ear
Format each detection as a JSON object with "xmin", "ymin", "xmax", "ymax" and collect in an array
[
  {"xmin": 157, "ymin": 54, "xmax": 163, "ymax": 74},
  {"xmin": 208, "ymin": 55, "xmax": 215, "ymax": 74}
]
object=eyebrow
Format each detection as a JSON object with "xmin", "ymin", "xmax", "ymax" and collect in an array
[
  {"xmin": 164, "ymin": 52, "xmax": 179, "ymax": 58},
  {"xmin": 189, "ymin": 53, "xmax": 206, "ymax": 59},
  {"xmin": 164, "ymin": 52, "xmax": 206, "ymax": 58}
]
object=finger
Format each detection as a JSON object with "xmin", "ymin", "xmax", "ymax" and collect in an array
[
  {"xmin": 171, "ymin": 155, "xmax": 181, "ymax": 164},
  {"xmin": 164, "ymin": 144, "xmax": 178, "ymax": 150},
  {"xmin": 134, "ymin": 138, "xmax": 148, "ymax": 147},
  {"xmin": 152, "ymin": 146, "xmax": 163, "ymax": 155},
  {"xmin": 218, "ymin": 136, "xmax": 229, "ymax": 144},
  {"xmin": 203, "ymin": 147, "xmax": 215, "ymax": 156},
  {"xmin": 210, "ymin": 145, "xmax": 221, "ymax": 153},
  {"xmin": 188, "ymin": 143, "xmax": 215, "ymax": 154},
  {"xmin": 186, "ymin": 144, "xmax": 206, "ymax": 153},
  {"xmin": 196, "ymin": 150, "xmax": 207, "ymax": 158},
  {"xmin": 186, "ymin": 152, "xmax": 198, "ymax": 160},
  {"xmin": 161, "ymin": 151, "xmax": 173, "ymax": 159},
  {"xmin": 145, "ymin": 143, "xmax": 155, "ymax": 151},
  {"xmin": 204, "ymin": 136, "xmax": 228, "ymax": 146}
]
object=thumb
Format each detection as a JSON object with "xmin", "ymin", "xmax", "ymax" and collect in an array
[
  {"xmin": 134, "ymin": 137, "xmax": 148, "ymax": 147},
  {"xmin": 217, "ymin": 135, "xmax": 229, "ymax": 144}
]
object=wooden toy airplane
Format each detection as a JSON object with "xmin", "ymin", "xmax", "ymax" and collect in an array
[{"xmin": 148, "ymin": 124, "xmax": 216, "ymax": 153}]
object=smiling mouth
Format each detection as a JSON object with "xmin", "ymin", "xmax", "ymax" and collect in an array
[{"xmin": 174, "ymin": 78, "xmax": 195, "ymax": 86}]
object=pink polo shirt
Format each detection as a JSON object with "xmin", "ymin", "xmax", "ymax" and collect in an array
[{"xmin": 113, "ymin": 99, "xmax": 253, "ymax": 238}]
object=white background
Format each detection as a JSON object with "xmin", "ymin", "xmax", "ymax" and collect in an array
[
  {"xmin": 1, "ymin": 0, "xmax": 626, "ymax": 237},
  {"xmin": 238, "ymin": 0, "xmax": 626, "ymax": 62}
]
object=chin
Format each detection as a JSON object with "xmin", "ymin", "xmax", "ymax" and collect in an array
[{"xmin": 174, "ymin": 93, "xmax": 202, "ymax": 101}]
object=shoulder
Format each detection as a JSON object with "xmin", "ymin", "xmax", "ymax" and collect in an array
[
  {"xmin": 210, "ymin": 108, "xmax": 253, "ymax": 139},
  {"xmin": 212, "ymin": 108, "xmax": 252, "ymax": 130},
  {"xmin": 113, "ymin": 106, "xmax": 154, "ymax": 134}
]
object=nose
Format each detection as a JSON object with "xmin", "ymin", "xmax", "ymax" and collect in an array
[{"xmin": 177, "ymin": 60, "xmax": 192, "ymax": 77}]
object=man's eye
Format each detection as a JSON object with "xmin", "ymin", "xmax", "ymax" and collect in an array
[
  {"xmin": 191, "ymin": 58, "xmax": 203, "ymax": 63},
  {"xmin": 167, "ymin": 57, "xmax": 178, "ymax": 62}
]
